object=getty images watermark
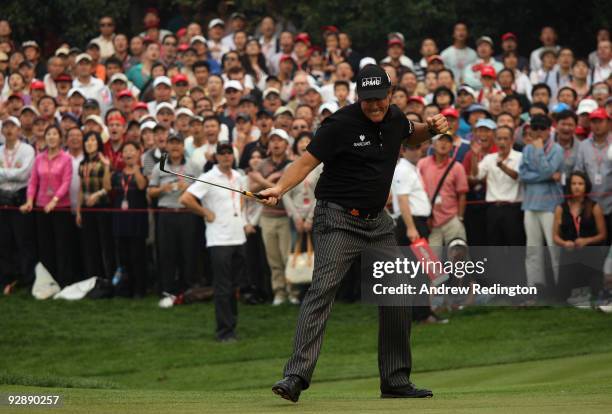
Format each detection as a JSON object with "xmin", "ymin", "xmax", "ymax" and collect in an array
[{"xmin": 361, "ymin": 244, "xmax": 609, "ymax": 307}]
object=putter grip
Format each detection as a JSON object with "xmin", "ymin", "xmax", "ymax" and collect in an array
[
  {"xmin": 244, "ymin": 191, "xmax": 266, "ymax": 200},
  {"xmin": 159, "ymin": 153, "xmax": 167, "ymax": 171}
]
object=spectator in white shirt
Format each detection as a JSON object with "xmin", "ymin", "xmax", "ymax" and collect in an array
[
  {"xmin": 181, "ymin": 143, "xmax": 248, "ymax": 342},
  {"xmin": 470, "ymin": 125, "xmax": 524, "ymax": 245},
  {"xmin": 259, "ymin": 16, "xmax": 279, "ymax": 68},
  {"xmin": 529, "ymin": 26, "xmax": 560, "ymax": 72},
  {"xmin": 392, "ymin": 141, "xmax": 431, "ymax": 245},
  {"xmin": 90, "ymin": 16, "xmax": 116, "ymax": 60},
  {"xmin": 207, "ymin": 18, "xmax": 229, "ymax": 64},
  {"xmin": 71, "ymin": 54, "xmax": 108, "ymax": 108},
  {"xmin": 440, "ymin": 22, "xmax": 477, "ymax": 82},
  {"xmin": 591, "ymin": 40, "xmax": 612, "ymax": 83},
  {"xmin": 221, "ymin": 12, "xmax": 247, "ymax": 50},
  {"xmin": 43, "ymin": 56, "xmax": 66, "ymax": 98}
]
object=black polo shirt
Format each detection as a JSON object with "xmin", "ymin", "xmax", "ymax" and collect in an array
[{"xmin": 307, "ymin": 102, "xmax": 415, "ymax": 210}]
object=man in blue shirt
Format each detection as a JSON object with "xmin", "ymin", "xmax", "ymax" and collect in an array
[{"xmin": 519, "ymin": 115, "xmax": 564, "ymax": 294}]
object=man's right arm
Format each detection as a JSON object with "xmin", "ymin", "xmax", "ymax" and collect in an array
[{"xmin": 257, "ymin": 151, "xmax": 321, "ymax": 206}]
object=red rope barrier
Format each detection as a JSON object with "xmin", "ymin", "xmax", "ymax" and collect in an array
[{"xmin": 0, "ymin": 191, "xmax": 610, "ymax": 213}]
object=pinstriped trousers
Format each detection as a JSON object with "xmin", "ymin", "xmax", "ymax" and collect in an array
[{"xmin": 283, "ymin": 205, "xmax": 412, "ymax": 392}]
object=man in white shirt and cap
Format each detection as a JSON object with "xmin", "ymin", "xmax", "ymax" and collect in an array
[
  {"xmin": 0, "ymin": 116, "xmax": 37, "ymax": 291},
  {"xmin": 181, "ymin": 142, "xmax": 248, "ymax": 342}
]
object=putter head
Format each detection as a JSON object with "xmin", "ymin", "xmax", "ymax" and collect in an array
[{"xmin": 159, "ymin": 153, "xmax": 168, "ymax": 172}]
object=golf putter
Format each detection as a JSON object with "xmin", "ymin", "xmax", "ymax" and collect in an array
[{"xmin": 159, "ymin": 153, "xmax": 266, "ymax": 200}]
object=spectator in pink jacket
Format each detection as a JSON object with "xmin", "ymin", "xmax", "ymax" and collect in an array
[{"xmin": 20, "ymin": 125, "xmax": 75, "ymax": 286}]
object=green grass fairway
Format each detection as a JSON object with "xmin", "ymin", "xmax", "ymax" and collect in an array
[
  {"xmin": 2, "ymin": 353, "xmax": 612, "ymax": 413},
  {"xmin": 1, "ymin": 291, "xmax": 612, "ymax": 413}
]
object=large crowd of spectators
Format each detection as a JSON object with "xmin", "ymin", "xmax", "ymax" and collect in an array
[{"xmin": 1, "ymin": 11, "xmax": 611, "ymax": 318}]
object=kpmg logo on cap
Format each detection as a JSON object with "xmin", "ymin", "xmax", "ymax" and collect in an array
[{"xmin": 361, "ymin": 77, "xmax": 382, "ymax": 88}]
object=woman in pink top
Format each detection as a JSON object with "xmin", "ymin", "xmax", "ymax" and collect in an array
[{"xmin": 20, "ymin": 125, "xmax": 75, "ymax": 286}]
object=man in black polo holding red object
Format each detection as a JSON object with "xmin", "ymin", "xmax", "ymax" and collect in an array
[{"xmin": 259, "ymin": 65, "xmax": 448, "ymax": 402}]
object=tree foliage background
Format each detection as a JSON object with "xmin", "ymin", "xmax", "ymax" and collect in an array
[{"xmin": 1, "ymin": 0, "xmax": 610, "ymax": 58}]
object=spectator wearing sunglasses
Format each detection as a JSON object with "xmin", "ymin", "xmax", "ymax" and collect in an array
[{"xmin": 519, "ymin": 115, "xmax": 564, "ymax": 295}]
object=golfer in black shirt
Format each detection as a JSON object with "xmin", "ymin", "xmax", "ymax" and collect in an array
[{"xmin": 260, "ymin": 65, "xmax": 448, "ymax": 402}]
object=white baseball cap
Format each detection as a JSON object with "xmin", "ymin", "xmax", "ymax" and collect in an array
[
  {"xmin": 359, "ymin": 57, "xmax": 377, "ymax": 70},
  {"xmin": 175, "ymin": 107, "xmax": 194, "ymax": 118},
  {"xmin": 155, "ymin": 102, "xmax": 175, "ymax": 114},
  {"xmin": 269, "ymin": 128, "xmax": 291, "ymax": 143},
  {"xmin": 577, "ymin": 98, "xmax": 598, "ymax": 115},
  {"xmin": 140, "ymin": 120, "xmax": 157, "ymax": 132},
  {"xmin": 85, "ymin": 115, "xmax": 104, "ymax": 128},
  {"xmin": 263, "ymin": 87, "xmax": 281, "ymax": 99},
  {"xmin": 224, "ymin": 80, "xmax": 243, "ymax": 92},
  {"xmin": 153, "ymin": 76, "xmax": 172, "ymax": 88},
  {"xmin": 319, "ymin": 102, "xmax": 339, "ymax": 115},
  {"xmin": 190, "ymin": 35, "xmax": 207, "ymax": 45},
  {"xmin": 109, "ymin": 73, "xmax": 128, "ymax": 84},
  {"xmin": 2, "ymin": 116, "xmax": 21, "ymax": 128},
  {"xmin": 208, "ymin": 18, "xmax": 225, "ymax": 29},
  {"xmin": 75, "ymin": 53, "xmax": 93, "ymax": 64},
  {"xmin": 67, "ymin": 88, "xmax": 85, "ymax": 98},
  {"xmin": 274, "ymin": 106, "xmax": 294, "ymax": 117}
]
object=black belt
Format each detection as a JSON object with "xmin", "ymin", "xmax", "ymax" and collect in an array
[
  {"xmin": 317, "ymin": 200, "xmax": 381, "ymax": 220},
  {"xmin": 489, "ymin": 201, "xmax": 521, "ymax": 207}
]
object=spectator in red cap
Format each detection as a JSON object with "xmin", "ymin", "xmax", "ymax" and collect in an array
[
  {"xmin": 116, "ymin": 89, "xmax": 135, "ymax": 115},
  {"xmin": 29, "ymin": 80, "xmax": 46, "ymax": 107},
  {"xmin": 441, "ymin": 106, "xmax": 470, "ymax": 162},
  {"xmin": 476, "ymin": 65, "xmax": 501, "ymax": 107},
  {"xmin": 575, "ymin": 108, "xmax": 612, "ymax": 236},
  {"xmin": 529, "ymin": 26, "xmax": 560, "ymax": 72},
  {"xmin": 406, "ymin": 95, "xmax": 425, "ymax": 116},
  {"xmin": 495, "ymin": 33, "xmax": 528, "ymax": 72},
  {"xmin": 172, "ymin": 73, "xmax": 190, "ymax": 99},
  {"xmin": 54, "ymin": 74, "xmax": 73, "ymax": 107},
  {"xmin": 426, "ymin": 54, "xmax": 445, "ymax": 73},
  {"xmin": 104, "ymin": 111, "xmax": 127, "ymax": 171},
  {"xmin": 381, "ymin": 37, "xmax": 414, "ymax": 71},
  {"xmin": 140, "ymin": 8, "xmax": 172, "ymax": 42},
  {"xmin": 293, "ymin": 33, "xmax": 311, "ymax": 71},
  {"xmin": 440, "ymin": 22, "xmax": 477, "ymax": 82},
  {"xmin": 462, "ymin": 36, "xmax": 503, "ymax": 90}
]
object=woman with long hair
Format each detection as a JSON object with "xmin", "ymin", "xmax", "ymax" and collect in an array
[
  {"xmin": 241, "ymin": 148, "xmax": 272, "ymax": 302},
  {"xmin": 20, "ymin": 125, "xmax": 74, "ymax": 286},
  {"xmin": 553, "ymin": 171, "xmax": 607, "ymax": 301},
  {"xmin": 76, "ymin": 131, "xmax": 116, "ymax": 281},
  {"xmin": 242, "ymin": 38, "xmax": 269, "ymax": 90},
  {"xmin": 105, "ymin": 141, "xmax": 148, "ymax": 297}
]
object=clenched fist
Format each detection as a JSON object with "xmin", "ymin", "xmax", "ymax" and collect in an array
[{"xmin": 426, "ymin": 113, "xmax": 450, "ymax": 135}]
